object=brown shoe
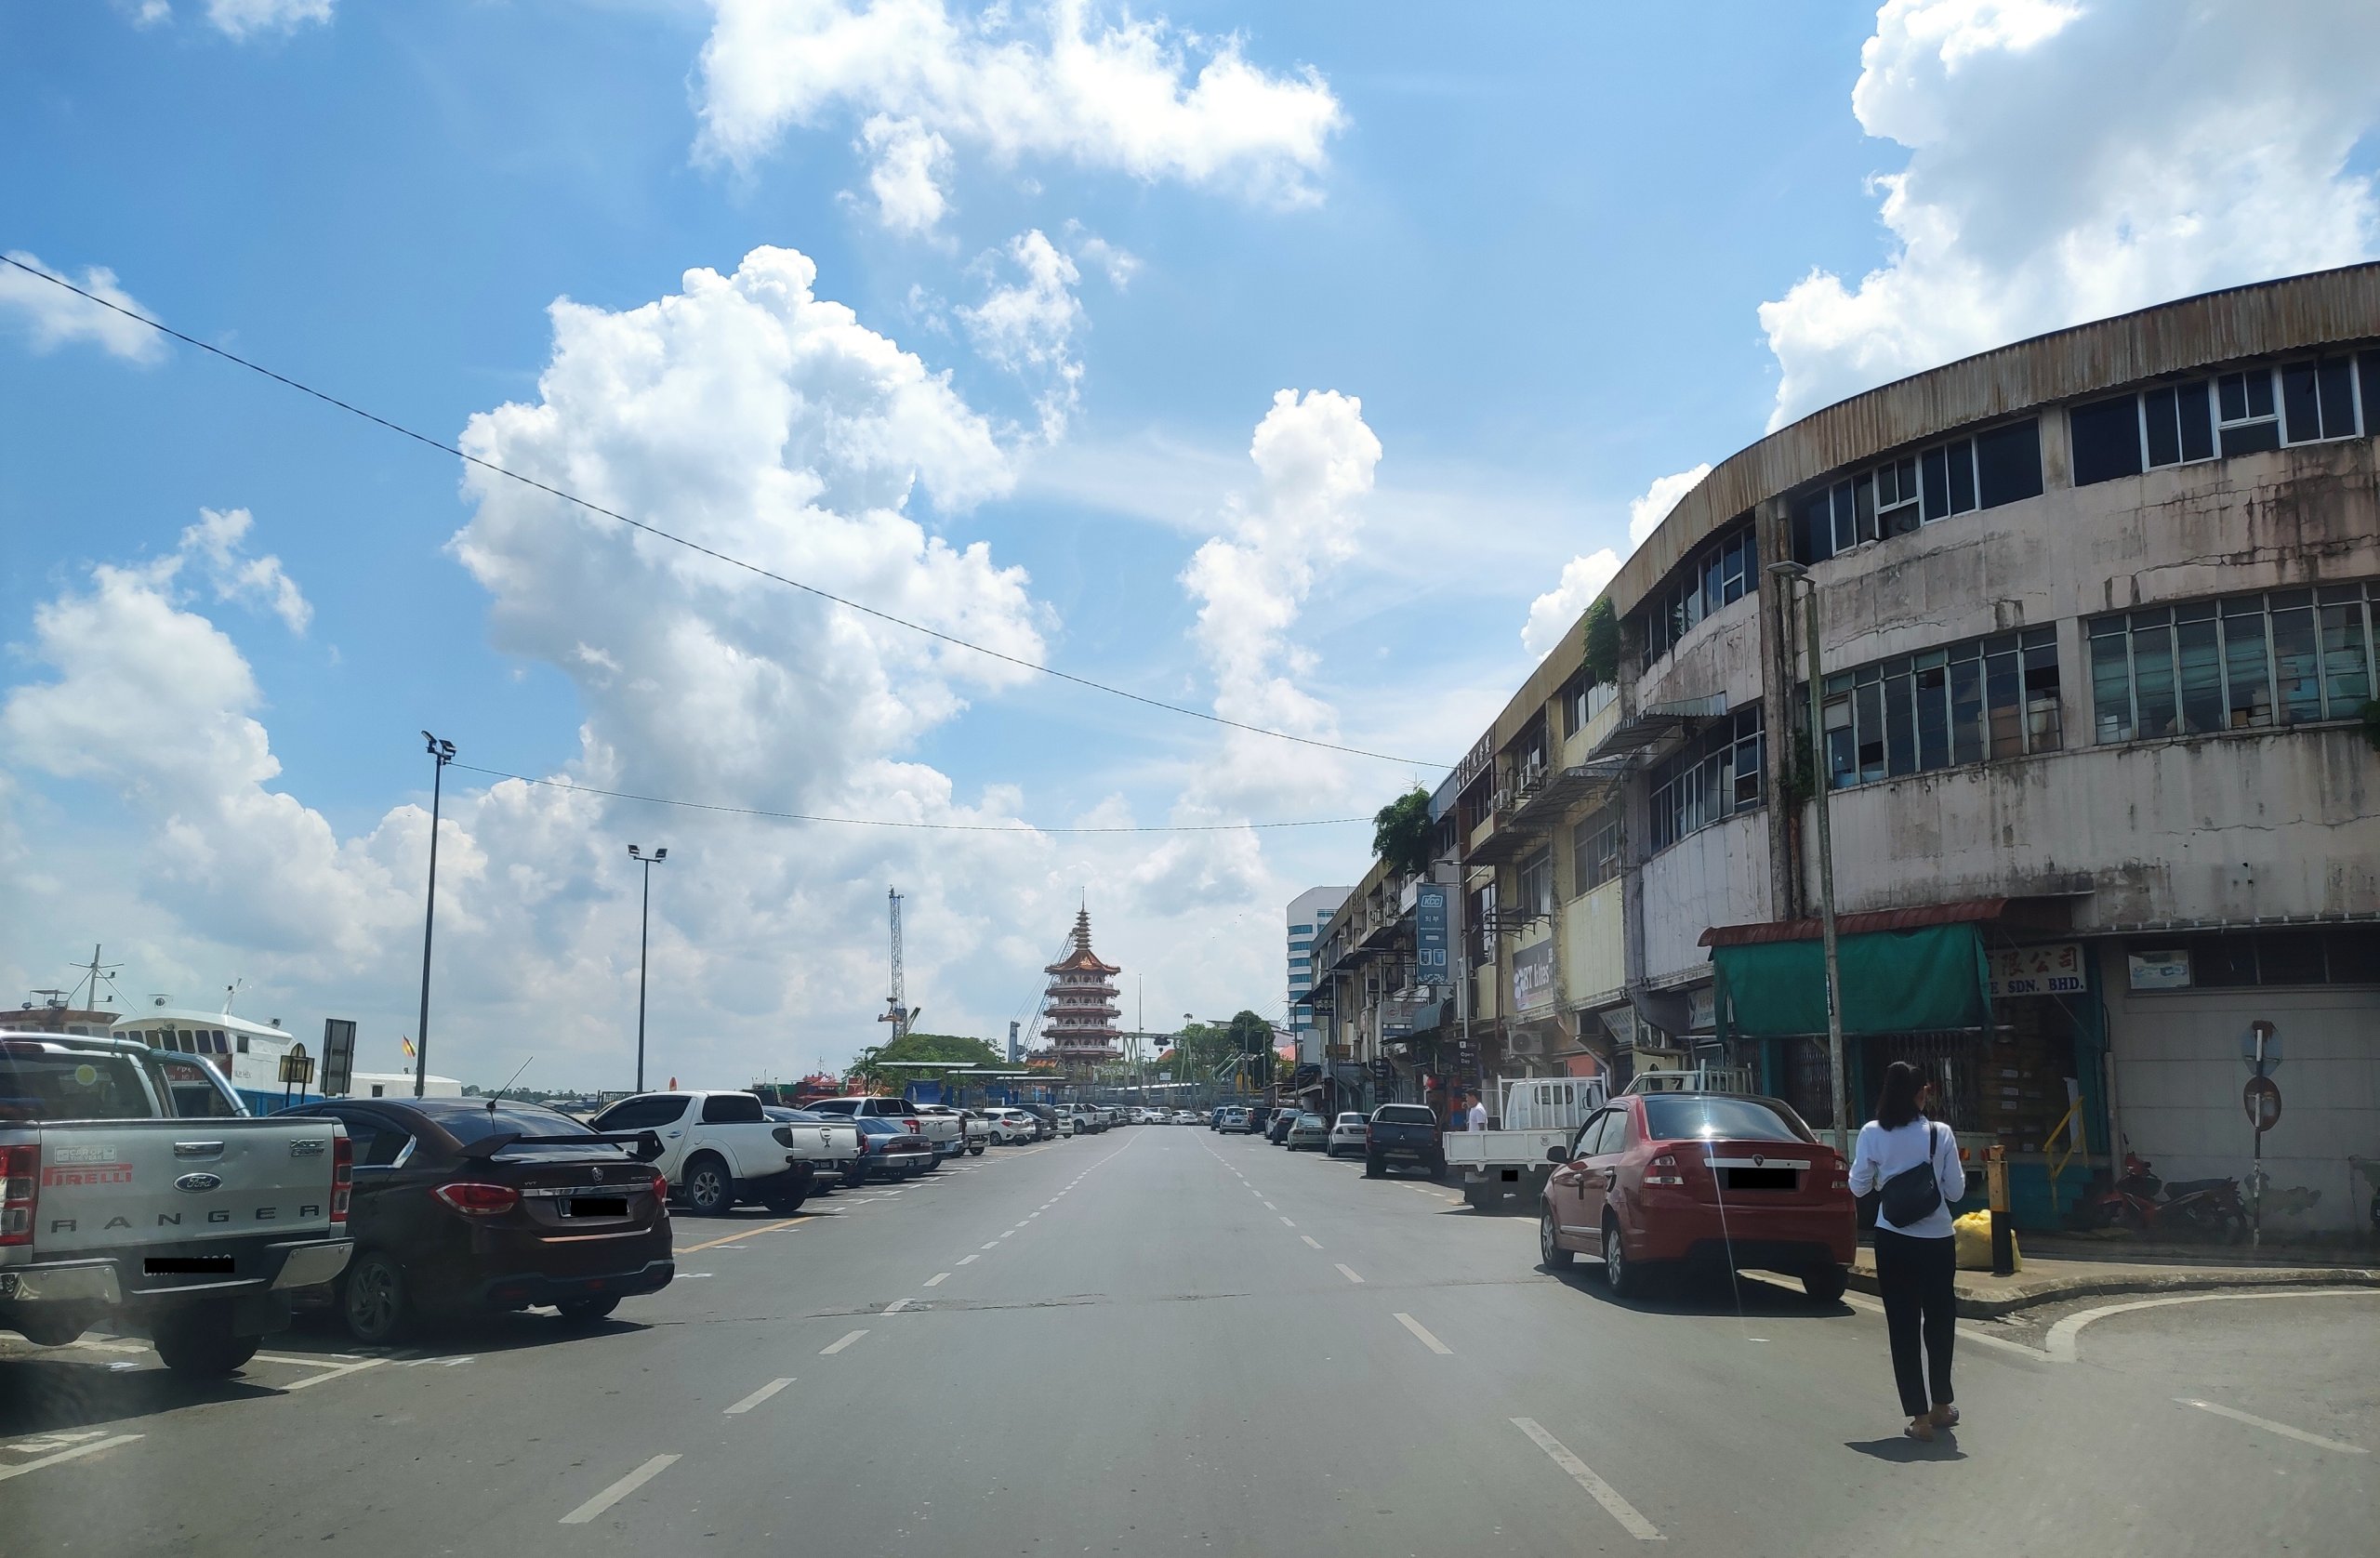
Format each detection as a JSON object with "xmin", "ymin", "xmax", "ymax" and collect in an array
[
  {"xmin": 1904, "ymin": 1417, "xmax": 1936, "ymax": 1442},
  {"xmin": 1931, "ymin": 1405, "xmax": 1961, "ymax": 1430}
]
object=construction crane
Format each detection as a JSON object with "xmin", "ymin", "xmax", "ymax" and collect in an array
[{"xmin": 877, "ymin": 887, "xmax": 919, "ymax": 1041}]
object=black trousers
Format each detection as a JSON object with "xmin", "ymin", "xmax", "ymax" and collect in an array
[{"xmin": 1873, "ymin": 1227, "xmax": 1955, "ymax": 1418}]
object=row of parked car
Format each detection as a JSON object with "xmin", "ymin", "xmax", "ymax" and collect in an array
[{"xmin": 1218, "ymin": 1085, "xmax": 1861, "ymax": 1304}]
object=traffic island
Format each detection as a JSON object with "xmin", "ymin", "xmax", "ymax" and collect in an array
[{"xmin": 1843, "ymin": 1241, "xmax": 2380, "ymax": 1319}]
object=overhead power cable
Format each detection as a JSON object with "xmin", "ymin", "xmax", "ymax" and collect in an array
[
  {"xmin": 449, "ymin": 762, "xmax": 1368, "ymax": 833},
  {"xmin": 3, "ymin": 253, "xmax": 1449, "ymax": 770}
]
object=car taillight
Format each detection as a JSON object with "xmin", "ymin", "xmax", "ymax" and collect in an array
[
  {"xmin": 433, "ymin": 1181, "xmax": 520, "ymax": 1216},
  {"xmin": 1646, "ymin": 1153, "xmax": 1684, "ymax": 1187},
  {"xmin": 650, "ymin": 1171, "xmax": 670, "ymax": 1201},
  {"xmin": 855, "ymin": 1134, "xmax": 871, "ymax": 1155},
  {"xmin": 0, "ymin": 1142, "xmax": 38, "ymax": 1247},
  {"xmin": 905, "ymin": 1118, "xmax": 921, "ymax": 1133},
  {"xmin": 331, "ymin": 1131, "xmax": 353, "ymax": 1225}
]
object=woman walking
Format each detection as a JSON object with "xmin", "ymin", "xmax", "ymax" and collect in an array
[{"xmin": 1847, "ymin": 1061, "xmax": 1966, "ymax": 1441}]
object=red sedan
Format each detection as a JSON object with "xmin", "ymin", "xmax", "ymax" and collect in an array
[{"xmin": 1538, "ymin": 1090, "xmax": 1854, "ymax": 1301}]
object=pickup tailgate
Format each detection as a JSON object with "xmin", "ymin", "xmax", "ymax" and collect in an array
[
  {"xmin": 776, "ymin": 1120, "xmax": 857, "ymax": 1163},
  {"xmin": 32, "ymin": 1117, "xmax": 343, "ymax": 1257},
  {"xmin": 1444, "ymin": 1129, "xmax": 1567, "ymax": 1168}
]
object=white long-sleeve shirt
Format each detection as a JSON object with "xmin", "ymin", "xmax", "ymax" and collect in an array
[{"xmin": 1846, "ymin": 1116, "xmax": 1965, "ymax": 1238}]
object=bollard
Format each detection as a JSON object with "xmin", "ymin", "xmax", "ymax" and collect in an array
[{"xmin": 1985, "ymin": 1145, "xmax": 2015, "ymax": 1276}]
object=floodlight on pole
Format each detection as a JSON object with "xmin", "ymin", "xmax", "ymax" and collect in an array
[
  {"xmin": 628, "ymin": 843, "xmax": 668, "ymax": 1091},
  {"xmin": 414, "ymin": 733, "xmax": 456, "ymax": 1099}
]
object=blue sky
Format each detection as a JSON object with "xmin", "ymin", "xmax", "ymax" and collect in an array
[{"xmin": 6, "ymin": 1, "xmax": 2375, "ymax": 1088}]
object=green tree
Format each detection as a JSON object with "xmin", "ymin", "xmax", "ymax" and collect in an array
[
  {"xmin": 1223, "ymin": 1010, "xmax": 1278, "ymax": 1086},
  {"xmin": 1582, "ymin": 596, "xmax": 1620, "ymax": 688},
  {"xmin": 1371, "ymin": 786, "xmax": 1433, "ymax": 879}
]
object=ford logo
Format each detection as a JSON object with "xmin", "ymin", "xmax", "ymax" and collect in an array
[{"xmin": 175, "ymin": 1172, "xmax": 223, "ymax": 1194}]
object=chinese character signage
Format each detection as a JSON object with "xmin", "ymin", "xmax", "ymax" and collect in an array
[
  {"xmin": 1413, "ymin": 882, "xmax": 1450, "ymax": 991},
  {"xmin": 1990, "ymin": 943, "xmax": 2088, "ymax": 997}
]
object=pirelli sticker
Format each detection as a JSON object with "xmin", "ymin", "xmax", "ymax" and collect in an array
[{"xmin": 43, "ymin": 1163, "xmax": 134, "ymax": 1187}]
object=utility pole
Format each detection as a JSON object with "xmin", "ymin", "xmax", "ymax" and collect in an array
[
  {"xmin": 415, "ymin": 732, "xmax": 456, "ymax": 1099},
  {"xmin": 1767, "ymin": 564, "xmax": 1851, "ymax": 1155},
  {"xmin": 628, "ymin": 844, "xmax": 668, "ymax": 1091},
  {"xmin": 878, "ymin": 887, "xmax": 913, "ymax": 1042}
]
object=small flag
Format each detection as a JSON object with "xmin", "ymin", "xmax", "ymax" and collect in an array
[{"xmin": 401, "ymin": 1035, "xmax": 416, "ymax": 1059}]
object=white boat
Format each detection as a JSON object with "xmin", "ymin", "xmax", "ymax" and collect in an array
[{"xmin": 111, "ymin": 1005, "xmax": 324, "ymax": 1114}]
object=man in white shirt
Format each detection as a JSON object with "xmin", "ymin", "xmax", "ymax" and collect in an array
[{"xmin": 1466, "ymin": 1094, "xmax": 1488, "ymax": 1132}]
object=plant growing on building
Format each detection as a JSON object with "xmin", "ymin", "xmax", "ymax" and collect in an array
[
  {"xmin": 1581, "ymin": 597, "xmax": 1620, "ymax": 688},
  {"xmin": 1371, "ymin": 786, "xmax": 1433, "ymax": 879}
]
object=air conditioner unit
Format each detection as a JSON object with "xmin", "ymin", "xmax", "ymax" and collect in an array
[{"xmin": 1504, "ymin": 1031, "xmax": 1542, "ymax": 1057}]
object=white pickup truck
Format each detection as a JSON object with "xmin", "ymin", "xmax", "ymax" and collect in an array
[
  {"xmin": 808, "ymin": 1097, "xmax": 962, "ymax": 1162},
  {"xmin": 0, "ymin": 1033, "xmax": 354, "ymax": 1375},
  {"xmin": 588, "ymin": 1090, "xmax": 821, "ymax": 1216},
  {"xmin": 1444, "ymin": 1077, "xmax": 1607, "ymax": 1209}
]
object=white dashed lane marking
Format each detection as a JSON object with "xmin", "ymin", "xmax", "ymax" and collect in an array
[
  {"xmin": 1334, "ymin": 1263, "xmax": 1365, "ymax": 1284},
  {"xmin": 1301, "ymin": 1235, "xmax": 1322, "ymax": 1249},
  {"xmin": 1511, "ymin": 1418, "xmax": 1663, "ymax": 1540},
  {"xmin": 724, "ymin": 1378, "xmax": 793, "ymax": 1415},
  {"xmin": 820, "ymin": 1329, "xmax": 869, "ymax": 1355},
  {"xmin": 1395, "ymin": 1313, "xmax": 1453, "ymax": 1354},
  {"xmin": 559, "ymin": 1454, "xmax": 680, "ymax": 1525}
]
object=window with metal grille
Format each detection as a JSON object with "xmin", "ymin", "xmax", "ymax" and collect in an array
[
  {"xmin": 1647, "ymin": 707, "xmax": 1764, "ymax": 853},
  {"xmin": 2088, "ymin": 581, "xmax": 2376, "ymax": 742},
  {"xmin": 1569, "ymin": 804, "xmax": 1621, "ymax": 894},
  {"xmin": 1817, "ymin": 626, "xmax": 2060, "ymax": 788}
]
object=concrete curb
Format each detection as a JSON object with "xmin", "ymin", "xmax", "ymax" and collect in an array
[{"xmin": 1844, "ymin": 1261, "xmax": 2380, "ymax": 1320}]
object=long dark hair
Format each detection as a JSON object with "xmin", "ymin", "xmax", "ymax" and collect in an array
[{"xmin": 1874, "ymin": 1061, "xmax": 1926, "ymax": 1130}]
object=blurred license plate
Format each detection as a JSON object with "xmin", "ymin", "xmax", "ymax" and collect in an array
[
  {"xmin": 1724, "ymin": 1168, "xmax": 1796, "ymax": 1192},
  {"xmin": 564, "ymin": 1196, "xmax": 629, "ymax": 1218}
]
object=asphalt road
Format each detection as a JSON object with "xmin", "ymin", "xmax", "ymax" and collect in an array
[{"xmin": 3, "ymin": 1124, "xmax": 2373, "ymax": 1555}]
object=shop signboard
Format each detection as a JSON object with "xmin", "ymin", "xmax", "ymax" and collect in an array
[
  {"xmin": 1686, "ymin": 986, "xmax": 1715, "ymax": 1034},
  {"xmin": 1413, "ymin": 883, "xmax": 1450, "ymax": 992},
  {"xmin": 1511, "ymin": 941, "xmax": 1556, "ymax": 1012},
  {"xmin": 1989, "ymin": 943, "xmax": 2087, "ymax": 998},
  {"xmin": 2126, "ymin": 949, "xmax": 2191, "ymax": 990}
]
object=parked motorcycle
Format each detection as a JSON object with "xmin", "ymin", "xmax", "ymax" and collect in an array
[{"xmin": 2074, "ymin": 1154, "xmax": 2249, "ymax": 1241}]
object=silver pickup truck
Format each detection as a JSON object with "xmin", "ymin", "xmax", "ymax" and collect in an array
[{"xmin": 0, "ymin": 1033, "xmax": 353, "ymax": 1375}]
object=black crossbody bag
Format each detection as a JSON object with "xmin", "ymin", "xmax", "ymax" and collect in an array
[{"xmin": 1876, "ymin": 1121, "xmax": 1946, "ymax": 1228}]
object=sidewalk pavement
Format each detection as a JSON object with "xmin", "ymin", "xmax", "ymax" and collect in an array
[{"xmin": 1844, "ymin": 1235, "xmax": 2380, "ymax": 1319}]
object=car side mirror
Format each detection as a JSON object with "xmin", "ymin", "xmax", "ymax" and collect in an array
[{"xmin": 1546, "ymin": 1145, "xmax": 1568, "ymax": 1164}]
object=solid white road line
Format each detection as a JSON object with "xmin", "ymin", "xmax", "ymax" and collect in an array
[
  {"xmin": 1335, "ymin": 1263, "xmax": 1365, "ymax": 1284},
  {"xmin": 0, "ymin": 1434, "xmax": 142, "ymax": 1483},
  {"xmin": 820, "ymin": 1329, "xmax": 869, "ymax": 1354},
  {"xmin": 2045, "ymin": 1287, "xmax": 2377, "ymax": 1363},
  {"xmin": 1511, "ymin": 1418, "xmax": 1664, "ymax": 1540},
  {"xmin": 2179, "ymin": 1398, "xmax": 2368, "ymax": 1454},
  {"xmin": 724, "ymin": 1378, "xmax": 794, "ymax": 1416},
  {"xmin": 559, "ymin": 1453, "xmax": 681, "ymax": 1525},
  {"xmin": 1395, "ymin": 1313, "xmax": 1453, "ymax": 1355},
  {"xmin": 923, "ymin": 1273, "xmax": 950, "ymax": 1287},
  {"xmin": 958, "ymin": 1253, "xmax": 981, "ymax": 1265},
  {"xmin": 1301, "ymin": 1235, "xmax": 1323, "ymax": 1249}
]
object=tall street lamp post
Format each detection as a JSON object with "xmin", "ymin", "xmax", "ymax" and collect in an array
[
  {"xmin": 415, "ymin": 733, "xmax": 456, "ymax": 1099},
  {"xmin": 628, "ymin": 844, "xmax": 668, "ymax": 1092},
  {"xmin": 1766, "ymin": 561, "xmax": 1852, "ymax": 1157}
]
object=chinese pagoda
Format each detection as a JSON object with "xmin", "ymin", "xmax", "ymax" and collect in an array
[{"xmin": 1040, "ymin": 907, "xmax": 1122, "ymax": 1079}]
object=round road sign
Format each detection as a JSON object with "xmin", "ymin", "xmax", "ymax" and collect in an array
[{"xmin": 2242, "ymin": 1075, "xmax": 2281, "ymax": 1133}]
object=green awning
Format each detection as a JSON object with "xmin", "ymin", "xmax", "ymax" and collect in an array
[{"xmin": 1712, "ymin": 923, "xmax": 1992, "ymax": 1038}]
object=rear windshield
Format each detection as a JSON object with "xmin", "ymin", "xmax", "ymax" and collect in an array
[
  {"xmin": 1374, "ymin": 1105, "xmax": 1435, "ymax": 1125},
  {"xmin": 0, "ymin": 1048, "xmax": 156, "ymax": 1122},
  {"xmin": 700, "ymin": 1093, "xmax": 765, "ymax": 1124},
  {"xmin": 421, "ymin": 1101, "xmax": 601, "ymax": 1144},
  {"xmin": 1640, "ymin": 1096, "xmax": 1811, "ymax": 1143}
]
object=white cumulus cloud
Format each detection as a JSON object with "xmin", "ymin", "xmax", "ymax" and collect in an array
[
  {"xmin": 205, "ymin": 0, "xmax": 334, "ymax": 40},
  {"xmin": 1520, "ymin": 548, "xmax": 1620, "ymax": 661},
  {"xmin": 1, "ymin": 252, "xmax": 166, "ymax": 364},
  {"xmin": 1628, "ymin": 463, "xmax": 1712, "ymax": 548},
  {"xmin": 959, "ymin": 230, "xmax": 1086, "ymax": 440},
  {"xmin": 1759, "ymin": 0, "xmax": 2380, "ymax": 427},
  {"xmin": 695, "ymin": 0, "xmax": 1346, "ymax": 223}
]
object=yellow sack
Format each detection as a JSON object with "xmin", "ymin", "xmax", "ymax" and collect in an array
[{"xmin": 1952, "ymin": 1209, "xmax": 2019, "ymax": 1272}]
